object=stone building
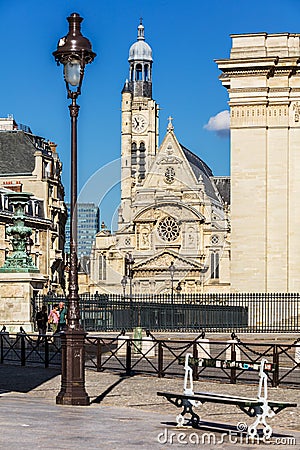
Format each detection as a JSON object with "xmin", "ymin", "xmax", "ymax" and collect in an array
[
  {"xmin": 90, "ymin": 22, "xmax": 230, "ymax": 294},
  {"xmin": 216, "ymin": 33, "xmax": 300, "ymax": 292},
  {"xmin": 0, "ymin": 116, "xmax": 67, "ymax": 293}
]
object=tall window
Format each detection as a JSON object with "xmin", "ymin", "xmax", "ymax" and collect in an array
[
  {"xmin": 131, "ymin": 142, "xmax": 137, "ymax": 176},
  {"xmin": 139, "ymin": 142, "xmax": 146, "ymax": 179},
  {"xmin": 136, "ymin": 64, "xmax": 142, "ymax": 81},
  {"xmin": 210, "ymin": 252, "xmax": 219, "ymax": 279},
  {"xmin": 99, "ymin": 254, "xmax": 107, "ymax": 281}
]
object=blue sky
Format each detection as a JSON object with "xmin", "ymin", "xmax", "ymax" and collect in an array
[{"xmin": 1, "ymin": 0, "xmax": 300, "ymax": 227}]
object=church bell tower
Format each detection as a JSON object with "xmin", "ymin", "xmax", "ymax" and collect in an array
[{"xmin": 120, "ymin": 20, "xmax": 159, "ymax": 227}]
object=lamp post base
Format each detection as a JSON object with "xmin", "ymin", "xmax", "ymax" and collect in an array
[{"xmin": 56, "ymin": 329, "xmax": 90, "ymax": 406}]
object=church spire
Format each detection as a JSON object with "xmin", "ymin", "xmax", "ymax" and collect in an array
[
  {"xmin": 127, "ymin": 20, "xmax": 153, "ymax": 98},
  {"xmin": 137, "ymin": 18, "xmax": 145, "ymax": 40}
]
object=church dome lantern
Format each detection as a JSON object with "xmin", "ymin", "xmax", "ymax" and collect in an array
[
  {"xmin": 129, "ymin": 24, "xmax": 153, "ymax": 63},
  {"xmin": 127, "ymin": 20, "xmax": 153, "ymax": 98}
]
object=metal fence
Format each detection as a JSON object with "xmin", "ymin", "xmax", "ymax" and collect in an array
[
  {"xmin": 32, "ymin": 292, "xmax": 300, "ymax": 333},
  {"xmin": 1, "ymin": 328, "xmax": 300, "ymax": 388}
]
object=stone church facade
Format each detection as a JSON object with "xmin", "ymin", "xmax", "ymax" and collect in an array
[{"xmin": 90, "ymin": 22, "xmax": 230, "ymax": 295}]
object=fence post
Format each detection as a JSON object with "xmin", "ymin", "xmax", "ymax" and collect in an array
[
  {"xmin": 126, "ymin": 339, "xmax": 132, "ymax": 376},
  {"xmin": 230, "ymin": 341, "xmax": 237, "ymax": 384},
  {"xmin": 193, "ymin": 342, "xmax": 198, "ymax": 381},
  {"xmin": 0, "ymin": 333, "xmax": 4, "ymax": 364},
  {"xmin": 44, "ymin": 337, "xmax": 49, "ymax": 368},
  {"xmin": 158, "ymin": 341, "xmax": 163, "ymax": 378},
  {"xmin": 20, "ymin": 334, "xmax": 26, "ymax": 366},
  {"xmin": 272, "ymin": 344, "xmax": 279, "ymax": 387},
  {"xmin": 97, "ymin": 340, "xmax": 102, "ymax": 372}
]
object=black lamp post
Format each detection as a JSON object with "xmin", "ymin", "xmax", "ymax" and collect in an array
[
  {"xmin": 121, "ymin": 276, "xmax": 127, "ymax": 298},
  {"xmin": 125, "ymin": 253, "xmax": 134, "ymax": 328},
  {"xmin": 169, "ymin": 261, "xmax": 175, "ymax": 305},
  {"xmin": 53, "ymin": 12, "xmax": 96, "ymax": 406},
  {"xmin": 125, "ymin": 253, "xmax": 134, "ymax": 300}
]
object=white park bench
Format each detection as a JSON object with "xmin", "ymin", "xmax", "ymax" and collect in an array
[{"xmin": 157, "ymin": 353, "xmax": 297, "ymax": 439}]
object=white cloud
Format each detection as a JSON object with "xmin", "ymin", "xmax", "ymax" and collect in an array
[{"xmin": 204, "ymin": 110, "xmax": 230, "ymax": 137}]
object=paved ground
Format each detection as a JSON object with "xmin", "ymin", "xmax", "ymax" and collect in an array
[{"xmin": 0, "ymin": 363, "xmax": 299, "ymax": 449}]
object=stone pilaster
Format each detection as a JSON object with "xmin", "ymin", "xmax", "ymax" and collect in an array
[{"xmin": 216, "ymin": 33, "xmax": 300, "ymax": 292}]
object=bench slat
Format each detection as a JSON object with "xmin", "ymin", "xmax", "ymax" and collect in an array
[{"xmin": 157, "ymin": 391, "xmax": 297, "ymax": 409}]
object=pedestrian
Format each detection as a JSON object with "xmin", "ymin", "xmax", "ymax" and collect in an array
[
  {"xmin": 36, "ymin": 305, "xmax": 48, "ymax": 341},
  {"xmin": 57, "ymin": 301, "xmax": 67, "ymax": 332},
  {"xmin": 48, "ymin": 304, "xmax": 59, "ymax": 334}
]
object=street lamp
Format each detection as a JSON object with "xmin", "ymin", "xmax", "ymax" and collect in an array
[
  {"xmin": 121, "ymin": 276, "xmax": 127, "ymax": 298},
  {"xmin": 53, "ymin": 12, "xmax": 96, "ymax": 406},
  {"xmin": 169, "ymin": 261, "xmax": 175, "ymax": 305},
  {"xmin": 125, "ymin": 253, "xmax": 134, "ymax": 301},
  {"xmin": 176, "ymin": 281, "xmax": 182, "ymax": 297},
  {"xmin": 125, "ymin": 253, "xmax": 134, "ymax": 328}
]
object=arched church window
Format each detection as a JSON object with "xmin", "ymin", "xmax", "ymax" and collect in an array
[
  {"xmin": 131, "ymin": 142, "xmax": 137, "ymax": 164},
  {"xmin": 136, "ymin": 64, "xmax": 143, "ymax": 81},
  {"xmin": 99, "ymin": 254, "xmax": 107, "ymax": 281},
  {"xmin": 210, "ymin": 252, "xmax": 219, "ymax": 279},
  {"xmin": 157, "ymin": 216, "xmax": 180, "ymax": 242},
  {"xmin": 131, "ymin": 142, "xmax": 137, "ymax": 176},
  {"xmin": 139, "ymin": 142, "xmax": 146, "ymax": 180},
  {"xmin": 144, "ymin": 64, "xmax": 149, "ymax": 81}
]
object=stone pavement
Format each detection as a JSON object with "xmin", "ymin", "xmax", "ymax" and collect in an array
[{"xmin": 0, "ymin": 364, "xmax": 299, "ymax": 449}]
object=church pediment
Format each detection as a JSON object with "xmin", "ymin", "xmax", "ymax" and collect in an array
[
  {"xmin": 142, "ymin": 129, "xmax": 199, "ymax": 191},
  {"xmin": 134, "ymin": 250, "xmax": 201, "ymax": 272},
  {"xmin": 156, "ymin": 140, "xmax": 183, "ymax": 165}
]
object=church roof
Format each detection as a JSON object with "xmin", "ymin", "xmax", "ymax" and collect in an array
[
  {"xmin": 213, "ymin": 176, "xmax": 231, "ymax": 205},
  {"xmin": 0, "ymin": 130, "xmax": 52, "ymax": 176},
  {"xmin": 128, "ymin": 21, "xmax": 153, "ymax": 63},
  {"xmin": 180, "ymin": 144, "xmax": 219, "ymax": 202}
]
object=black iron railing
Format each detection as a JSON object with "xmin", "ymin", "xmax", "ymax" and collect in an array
[
  {"xmin": 31, "ymin": 292, "xmax": 300, "ymax": 333},
  {"xmin": 1, "ymin": 328, "xmax": 300, "ymax": 388}
]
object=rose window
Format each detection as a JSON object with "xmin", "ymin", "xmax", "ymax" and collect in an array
[
  {"xmin": 158, "ymin": 216, "xmax": 180, "ymax": 242},
  {"xmin": 164, "ymin": 166, "xmax": 175, "ymax": 184},
  {"xmin": 211, "ymin": 235, "xmax": 219, "ymax": 245}
]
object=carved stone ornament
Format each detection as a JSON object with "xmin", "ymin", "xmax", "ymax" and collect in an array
[
  {"xmin": 135, "ymin": 252, "xmax": 200, "ymax": 271},
  {"xmin": 157, "ymin": 142, "xmax": 183, "ymax": 165},
  {"xmin": 292, "ymin": 102, "xmax": 300, "ymax": 122}
]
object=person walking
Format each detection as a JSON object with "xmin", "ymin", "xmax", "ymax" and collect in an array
[
  {"xmin": 36, "ymin": 305, "xmax": 48, "ymax": 342},
  {"xmin": 57, "ymin": 301, "xmax": 67, "ymax": 332},
  {"xmin": 48, "ymin": 304, "xmax": 59, "ymax": 334}
]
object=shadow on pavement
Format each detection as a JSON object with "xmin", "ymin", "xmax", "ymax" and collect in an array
[
  {"xmin": 91, "ymin": 374, "xmax": 130, "ymax": 404},
  {"xmin": 0, "ymin": 364, "xmax": 60, "ymax": 393}
]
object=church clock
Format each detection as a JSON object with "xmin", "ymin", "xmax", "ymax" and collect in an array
[{"xmin": 132, "ymin": 114, "xmax": 148, "ymax": 133}]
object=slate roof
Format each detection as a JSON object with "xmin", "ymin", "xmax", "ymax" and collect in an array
[
  {"xmin": 212, "ymin": 176, "xmax": 230, "ymax": 205},
  {"xmin": 0, "ymin": 130, "xmax": 42, "ymax": 175},
  {"xmin": 180, "ymin": 144, "xmax": 219, "ymax": 201}
]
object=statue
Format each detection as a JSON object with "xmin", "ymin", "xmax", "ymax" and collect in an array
[{"xmin": 0, "ymin": 192, "xmax": 39, "ymax": 273}]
